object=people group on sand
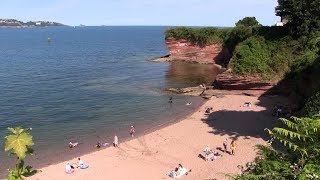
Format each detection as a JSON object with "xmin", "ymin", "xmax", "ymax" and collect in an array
[
  {"xmin": 201, "ymin": 139, "xmax": 237, "ymax": 163},
  {"xmin": 203, "ymin": 145, "xmax": 223, "ymax": 161},
  {"xmin": 66, "ymin": 157, "xmax": 89, "ymax": 174}
]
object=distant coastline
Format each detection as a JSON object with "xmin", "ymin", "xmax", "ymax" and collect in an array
[{"xmin": 0, "ymin": 18, "xmax": 65, "ymax": 27}]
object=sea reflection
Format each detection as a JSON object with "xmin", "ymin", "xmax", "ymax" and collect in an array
[{"xmin": 165, "ymin": 61, "xmax": 223, "ymax": 88}]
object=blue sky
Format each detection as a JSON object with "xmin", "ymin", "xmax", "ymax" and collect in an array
[{"xmin": 0, "ymin": 0, "xmax": 280, "ymax": 26}]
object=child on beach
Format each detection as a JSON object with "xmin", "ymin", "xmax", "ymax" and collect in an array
[
  {"xmin": 223, "ymin": 138, "xmax": 228, "ymax": 153},
  {"xmin": 113, "ymin": 135, "xmax": 119, "ymax": 147},
  {"xmin": 230, "ymin": 141, "xmax": 237, "ymax": 155},
  {"xmin": 77, "ymin": 157, "xmax": 89, "ymax": 169},
  {"xmin": 129, "ymin": 126, "xmax": 135, "ymax": 137},
  {"xmin": 78, "ymin": 157, "xmax": 84, "ymax": 166}
]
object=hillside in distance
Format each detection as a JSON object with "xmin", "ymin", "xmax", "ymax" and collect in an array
[{"xmin": 0, "ymin": 18, "xmax": 65, "ymax": 27}]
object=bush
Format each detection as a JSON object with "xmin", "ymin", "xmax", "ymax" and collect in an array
[
  {"xmin": 303, "ymin": 90, "xmax": 320, "ymax": 117},
  {"xmin": 230, "ymin": 36, "xmax": 292, "ymax": 81},
  {"xmin": 236, "ymin": 17, "xmax": 261, "ymax": 27},
  {"xmin": 165, "ymin": 27, "xmax": 224, "ymax": 47}
]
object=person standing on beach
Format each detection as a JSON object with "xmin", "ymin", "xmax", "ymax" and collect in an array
[
  {"xmin": 129, "ymin": 125, "xmax": 135, "ymax": 137},
  {"xmin": 223, "ymin": 138, "xmax": 228, "ymax": 153},
  {"xmin": 113, "ymin": 135, "xmax": 119, "ymax": 147},
  {"xmin": 204, "ymin": 145, "xmax": 211, "ymax": 161},
  {"xmin": 230, "ymin": 140, "xmax": 237, "ymax": 155},
  {"xmin": 169, "ymin": 97, "xmax": 173, "ymax": 103}
]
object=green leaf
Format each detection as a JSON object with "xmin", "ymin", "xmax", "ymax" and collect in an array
[{"xmin": 5, "ymin": 127, "xmax": 34, "ymax": 160}]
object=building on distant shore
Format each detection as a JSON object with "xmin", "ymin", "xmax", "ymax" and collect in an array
[{"xmin": 276, "ymin": 16, "xmax": 288, "ymax": 26}]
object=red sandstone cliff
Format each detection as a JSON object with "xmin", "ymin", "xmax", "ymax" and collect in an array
[{"xmin": 165, "ymin": 38, "xmax": 231, "ymax": 64}]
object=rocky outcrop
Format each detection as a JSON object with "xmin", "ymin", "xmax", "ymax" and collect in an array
[
  {"xmin": 165, "ymin": 38, "xmax": 231, "ymax": 64},
  {"xmin": 213, "ymin": 73, "xmax": 274, "ymax": 96}
]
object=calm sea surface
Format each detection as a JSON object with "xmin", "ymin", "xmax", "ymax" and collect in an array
[{"xmin": 0, "ymin": 26, "xmax": 220, "ymax": 173}]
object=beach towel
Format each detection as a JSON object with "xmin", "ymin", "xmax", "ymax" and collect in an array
[
  {"xmin": 79, "ymin": 164, "xmax": 89, "ymax": 169},
  {"xmin": 175, "ymin": 168, "xmax": 188, "ymax": 178},
  {"xmin": 66, "ymin": 169, "xmax": 75, "ymax": 174},
  {"xmin": 102, "ymin": 143, "xmax": 109, "ymax": 147}
]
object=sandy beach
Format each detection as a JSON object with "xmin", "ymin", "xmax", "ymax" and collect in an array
[{"xmin": 28, "ymin": 94, "xmax": 282, "ymax": 180}]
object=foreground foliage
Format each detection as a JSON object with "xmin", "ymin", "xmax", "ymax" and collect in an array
[
  {"xmin": 5, "ymin": 127, "xmax": 38, "ymax": 180},
  {"xmin": 233, "ymin": 115, "xmax": 320, "ymax": 180}
]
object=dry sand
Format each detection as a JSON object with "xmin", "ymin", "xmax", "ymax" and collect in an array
[{"xmin": 28, "ymin": 95, "xmax": 282, "ymax": 180}]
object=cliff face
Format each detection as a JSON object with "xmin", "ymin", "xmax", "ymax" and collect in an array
[{"xmin": 165, "ymin": 38, "xmax": 231, "ymax": 64}]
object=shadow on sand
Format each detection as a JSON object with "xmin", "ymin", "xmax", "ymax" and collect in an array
[{"xmin": 200, "ymin": 95, "xmax": 288, "ymax": 148}]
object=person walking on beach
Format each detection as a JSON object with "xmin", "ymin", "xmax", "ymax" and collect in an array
[
  {"xmin": 223, "ymin": 138, "xmax": 228, "ymax": 153},
  {"xmin": 113, "ymin": 135, "xmax": 119, "ymax": 147},
  {"xmin": 230, "ymin": 140, "xmax": 237, "ymax": 155},
  {"xmin": 129, "ymin": 126, "xmax": 135, "ymax": 137}
]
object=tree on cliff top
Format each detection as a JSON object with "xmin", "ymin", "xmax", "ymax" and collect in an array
[
  {"xmin": 235, "ymin": 17, "xmax": 261, "ymax": 27},
  {"xmin": 276, "ymin": 0, "xmax": 320, "ymax": 36}
]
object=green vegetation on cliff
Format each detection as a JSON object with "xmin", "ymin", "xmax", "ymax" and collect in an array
[{"xmin": 165, "ymin": 27, "xmax": 225, "ymax": 47}]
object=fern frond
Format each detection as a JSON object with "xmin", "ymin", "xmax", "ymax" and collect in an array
[
  {"xmin": 272, "ymin": 128, "xmax": 307, "ymax": 141},
  {"xmin": 279, "ymin": 118, "xmax": 298, "ymax": 131},
  {"xmin": 268, "ymin": 133, "xmax": 302, "ymax": 152}
]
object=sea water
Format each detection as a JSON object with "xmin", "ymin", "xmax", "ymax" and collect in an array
[{"xmin": 0, "ymin": 26, "xmax": 220, "ymax": 173}]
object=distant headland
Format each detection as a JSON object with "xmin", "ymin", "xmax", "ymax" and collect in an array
[{"xmin": 0, "ymin": 18, "xmax": 65, "ymax": 27}]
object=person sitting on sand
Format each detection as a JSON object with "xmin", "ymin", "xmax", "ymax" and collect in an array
[
  {"xmin": 176, "ymin": 164, "xmax": 184, "ymax": 175},
  {"xmin": 167, "ymin": 164, "xmax": 191, "ymax": 178},
  {"xmin": 205, "ymin": 107, "xmax": 213, "ymax": 114},
  {"xmin": 176, "ymin": 164, "xmax": 191, "ymax": 176},
  {"xmin": 168, "ymin": 169, "xmax": 177, "ymax": 178},
  {"xmin": 78, "ymin": 157, "xmax": 84, "ymax": 166},
  {"xmin": 113, "ymin": 135, "xmax": 119, "ymax": 147},
  {"xmin": 69, "ymin": 141, "xmax": 78, "ymax": 148},
  {"xmin": 243, "ymin": 102, "xmax": 252, "ymax": 107},
  {"xmin": 77, "ymin": 157, "xmax": 89, "ymax": 169},
  {"xmin": 65, "ymin": 162, "xmax": 74, "ymax": 174}
]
